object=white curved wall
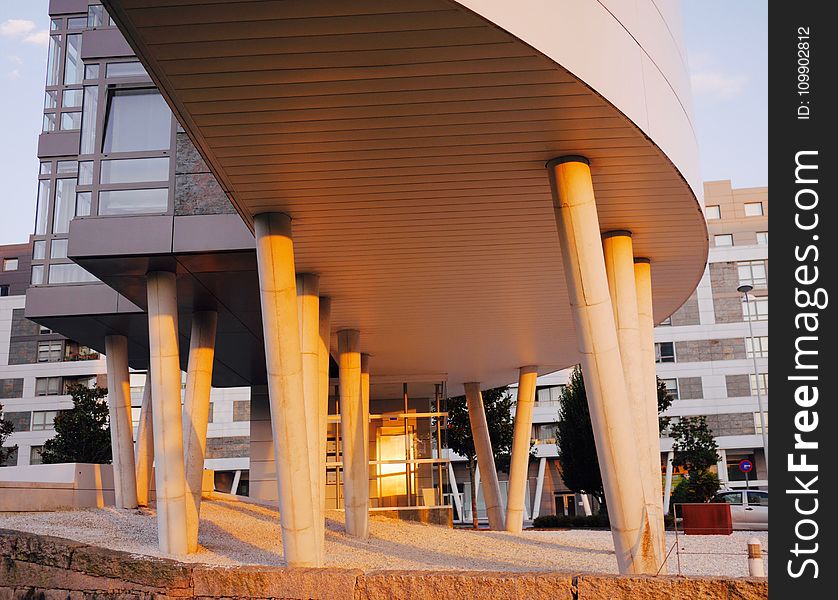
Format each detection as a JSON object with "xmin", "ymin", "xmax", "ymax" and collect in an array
[{"xmin": 456, "ymin": 0, "xmax": 701, "ymax": 202}]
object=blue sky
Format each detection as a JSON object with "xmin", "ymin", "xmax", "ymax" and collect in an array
[{"xmin": 0, "ymin": 1, "xmax": 768, "ymax": 245}]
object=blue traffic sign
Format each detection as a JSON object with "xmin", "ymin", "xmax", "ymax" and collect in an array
[{"xmin": 738, "ymin": 459, "xmax": 754, "ymax": 473}]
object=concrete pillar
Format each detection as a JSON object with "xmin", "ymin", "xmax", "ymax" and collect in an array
[
  {"xmin": 182, "ymin": 310, "xmax": 218, "ymax": 554},
  {"xmin": 663, "ymin": 450, "xmax": 675, "ymax": 515},
  {"xmin": 247, "ymin": 386, "xmax": 276, "ymax": 502},
  {"xmin": 463, "ymin": 382, "xmax": 504, "ymax": 530},
  {"xmin": 253, "ymin": 212, "xmax": 319, "ymax": 568},
  {"xmin": 505, "ymin": 365, "xmax": 538, "ymax": 533},
  {"xmin": 531, "ymin": 456, "xmax": 547, "ymax": 520},
  {"xmin": 135, "ymin": 368, "xmax": 154, "ymax": 507},
  {"xmin": 146, "ymin": 271, "xmax": 188, "ymax": 555},
  {"xmin": 604, "ymin": 235, "xmax": 666, "ymax": 568},
  {"xmin": 104, "ymin": 334, "xmax": 138, "ymax": 510},
  {"xmin": 296, "ymin": 274, "xmax": 323, "ymax": 564},
  {"xmin": 317, "ymin": 297, "xmax": 331, "ymax": 547},
  {"xmin": 546, "ymin": 155, "xmax": 655, "ymax": 574},
  {"xmin": 338, "ymin": 329, "xmax": 369, "ymax": 539}
]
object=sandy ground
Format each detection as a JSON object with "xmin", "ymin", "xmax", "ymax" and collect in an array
[{"xmin": 0, "ymin": 496, "xmax": 767, "ymax": 577}]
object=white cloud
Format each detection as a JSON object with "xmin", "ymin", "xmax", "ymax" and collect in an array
[
  {"xmin": 0, "ymin": 19, "xmax": 36, "ymax": 38},
  {"xmin": 23, "ymin": 30, "xmax": 50, "ymax": 46},
  {"xmin": 690, "ymin": 71, "xmax": 748, "ymax": 99},
  {"xmin": 6, "ymin": 55, "xmax": 23, "ymax": 65},
  {"xmin": 6, "ymin": 69, "xmax": 21, "ymax": 80}
]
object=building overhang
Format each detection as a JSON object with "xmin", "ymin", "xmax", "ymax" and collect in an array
[{"xmin": 99, "ymin": 0, "xmax": 708, "ymax": 394}]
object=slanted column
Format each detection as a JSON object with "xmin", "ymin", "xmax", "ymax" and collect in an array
[
  {"xmin": 634, "ymin": 257, "xmax": 667, "ymax": 561},
  {"xmin": 463, "ymin": 383, "xmax": 504, "ymax": 530},
  {"xmin": 317, "ymin": 297, "xmax": 331, "ymax": 547},
  {"xmin": 135, "ymin": 367, "xmax": 154, "ymax": 508},
  {"xmin": 546, "ymin": 156, "xmax": 655, "ymax": 574},
  {"xmin": 603, "ymin": 233, "xmax": 666, "ymax": 569},
  {"xmin": 104, "ymin": 334, "xmax": 138, "ymax": 510},
  {"xmin": 296, "ymin": 274, "xmax": 324, "ymax": 564},
  {"xmin": 338, "ymin": 329, "xmax": 369, "ymax": 539},
  {"xmin": 182, "ymin": 310, "xmax": 218, "ymax": 554},
  {"xmin": 253, "ymin": 212, "xmax": 319, "ymax": 567},
  {"xmin": 146, "ymin": 271, "xmax": 188, "ymax": 555},
  {"xmin": 505, "ymin": 366, "xmax": 538, "ymax": 533}
]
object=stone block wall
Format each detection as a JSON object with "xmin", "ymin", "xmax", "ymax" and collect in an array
[
  {"xmin": 704, "ymin": 413, "xmax": 756, "ymax": 437},
  {"xmin": 674, "ymin": 338, "xmax": 747, "ymax": 362},
  {"xmin": 0, "ymin": 379, "xmax": 23, "ymax": 399},
  {"xmin": 677, "ymin": 377, "xmax": 703, "ymax": 400},
  {"xmin": 725, "ymin": 375, "xmax": 751, "ymax": 398},
  {"xmin": 175, "ymin": 133, "xmax": 237, "ymax": 216},
  {"xmin": 670, "ymin": 292, "xmax": 700, "ymax": 326}
]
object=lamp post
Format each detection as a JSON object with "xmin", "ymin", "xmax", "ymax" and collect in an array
[{"xmin": 738, "ymin": 284, "xmax": 768, "ymax": 474}]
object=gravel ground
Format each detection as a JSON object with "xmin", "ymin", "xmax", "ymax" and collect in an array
[{"xmin": 0, "ymin": 496, "xmax": 767, "ymax": 576}]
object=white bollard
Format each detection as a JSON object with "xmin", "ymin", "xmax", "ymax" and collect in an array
[{"xmin": 747, "ymin": 537, "xmax": 765, "ymax": 577}]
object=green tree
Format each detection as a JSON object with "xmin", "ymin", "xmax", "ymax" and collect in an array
[
  {"xmin": 447, "ymin": 386, "xmax": 515, "ymax": 528},
  {"xmin": 0, "ymin": 403, "xmax": 16, "ymax": 465},
  {"xmin": 555, "ymin": 366, "xmax": 604, "ymax": 509},
  {"xmin": 657, "ymin": 377, "xmax": 674, "ymax": 432},
  {"xmin": 40, "ymin": 384, "xmax": 112, "ymax": 464},
  {"xmin": 669, "ymin": 416, "xmax": 721, "ymax": 506}
]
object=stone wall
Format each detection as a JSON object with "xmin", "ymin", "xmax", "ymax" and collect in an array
[
  {"xmin": 0, "ymin": 528, "xmax": 768, "ymax": 600},
  {"xmin": 206, "ymin": 436, "xmax": 250, "ymax": 459},
  {"xmin": 704, "ymin": 413, "xmax": 756, "ymax": 437},
  {"xmin": 0, "ymin": 378, "xmax": 23, "ymax": 399},
  {"xmin": 674, "ymin": 338, "xmax": 747, "ymax": 362},
  {"xmin": 670, "ymin": 292, "xmax": 700, "ymax": 326},
  {"xmin": 726, "ymin": 375, "xmax": 752, "ymax": 398},
  {"xmin": 677, "ymin": 377, "xmax": 703, "ymax": 400},
  {"xmin": 175, "ymin": 133, "xmax": 237, "ymax": 216}
]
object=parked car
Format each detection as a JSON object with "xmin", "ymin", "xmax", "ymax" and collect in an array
[{"xmin": 711, "ymin": 489, "xmax": 768, "ymax": 530}]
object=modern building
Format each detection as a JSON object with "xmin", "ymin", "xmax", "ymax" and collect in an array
[{"xmin": 17, "ymin": 0, "xmax": 707, "ymax": 575}]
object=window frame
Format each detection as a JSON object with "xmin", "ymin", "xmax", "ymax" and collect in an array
[
  {"xmin": 714, "ymin": 234, "xmax": 734, "ymax": 247},
  {"xmin": 655, "ymin": 341, "xmax": 676, "ymax": 363},
  {"xmin": 705, "ymin": 205, "xmax": 721, "ymax": 220},
  {"xmin": 744, "ymin": 202, "xmax": 764, "ymax": 217}
]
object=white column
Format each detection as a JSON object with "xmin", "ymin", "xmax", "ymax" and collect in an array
[
  {"xmin": 317, "ymin": 297, "xmax": 331, "ymax": 551},
  {"xmin": 338, "ymin": 329, "xmax": 369, "ymax": 539},
  {"xmin": 663, "ymin": 450, "xmax": 675, "ymax": 515},
  {"xmin": 603, "ymin": 234, "xmax": 666, "ymax": 569},
  {"xmin": 463, "ymin": 382, "xmax": 504, "ymax": 530},
  {"xmin": 134, "ymin": 368, "xmax": 154, "ymax": 508},
  {"xmin": 447, "ymin": 461, "xmax": 464, "ymax": 522},
  {"xmin": 505, "ymin": 366, "xmax": 538, "ymax": 533},
  {"xmin": 253, "ymin": 212, "xmax": 319, "ymax": 567},
  {"xmin": 182, "ymin": 310, "xmax": 218, "ymax": 554},
  {"xmin": 531, "ymin": 456, "xmax": 547, "ymax": 520},
  {"xmin": 296, "ymin": 273, "xmax": 323, "ymax": 564},
  {"xmin": 105, "ymin": 334, "xmax": 138, "ymax": 510},
  {"xmin": 717, "ymin": 448, "xmax": 729, "ymax": 487},
  {"xmin": 146, "ymin": 271, "xmax": 188, "ymax": 555},
  {"xmin": 547, "ymin": 156, "xmax": 655, "ymax": 574}
]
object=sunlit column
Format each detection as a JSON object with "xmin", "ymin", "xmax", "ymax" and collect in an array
[
  {"xmin": 253, "ymin": 212, "xmax": 319, "ymax": 567},
  {"xmin": 505, "ymin": 366, "xmax": 538, "ymax": 533},
  {"xmin": 134, "ymin": 366, "xmax": 154, "ymax": 508},
  {"xmin": 464, "ymin": 382, "xmax": 504, "ymax": 530},
  {"xmin": 317, "ymin": 297, "xmax": 332, "ymax": 549},
  {"xmin": 104, "ymin": 334, "xmax": 138, "ymax": 510}
]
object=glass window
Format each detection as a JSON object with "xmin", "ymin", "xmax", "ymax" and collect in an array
[
  {"xmin": 705, "ymin": 205, "xmax": 721, "ymax": 219},
  {"xmin": 103, "ymin": 89, "xmax": 172, "ymax": 153},
  {"xmin": 35, "ymin": 377, "xmax": 62, "ymax": 396},
  {"xmin": 754, "ymin": 412, "xmax": 768, "ymax": 435},
  {"xmin": 56, "ymin": 160, "xmax": 78, "ymax": 174},
  {"xmin": 744, "ymin": 202, "xmax": 764, "ymax": 216},
  {"xmin": 30, "ymin": 446, "xmax": 44, "ymax": 466},
  {"xmin": 50, "ymin": 239, "xmax": 69, "ymax": 259},
  {"xmin": 756, "ymin": 231, "xmax": 768, "ymax": 245},
  {"xmin": 46, "ymin": 35, "xmax": 61, "ymax": 86},
  {"xmin": 0, "ymin": 285, "xmax": 8, "ymax": 297},
  {"xmin": 62, "ymin": 89, "xmax": 83, "ymax": 108},
  {"xmin": 106, "ymin": 61, "xmax": 149, "ymax": 78},
  {"xmin": 3, "ymin": 258, "xmax": 18, "ymax": 271},
  {"xmin": 40, "ymin": 162, "xmax": 52, "ymax": 176},
  {"xmin": 659, "ymin": 316, "xmax": 672, "ymax": 326},
  {"xmin": 31, "ymin": 265, "xmax": 45, "ymax": 285},
  {"xmin": 38, "ymin": 341, "xmax": 63, "ymax": 363},
  {"xmin": 40, "ymin": 325, "xmax": 53, "ymax": 335},
  {"xmin": 76, "ymin": 192, "xmax": 92, "ymax": 217},
  {"xmin": 662, "ymin": 378, "xmax": 679, "ymax": 400},
  {"xmin": 101, "ymin": 157, "xmax": 170, "ymax": 184},
  {"xmin": 655, "ymin": 342, "xmax": 676, "ymax": 363},
  {"xmin": 742, "ymin": 297, "xmax": 768, "ymax": 321},
  {"xmin": 78, "ymin": 161, "xmax": 94, "ymax": 185},
  {"xmin": 714, "ymin": 491, "xmax": 743, "ymax": 505},
  {"xmin": 84, "ymin": 64, "xmax": 100, "ymax": 80},
  {"xmin": 88, "ymin": 5, "xmax": 107, "ymax": 27},
  {"xmin": 52, "ymin": 178, "xmax": 77, "ymax": 234},
  {"xmin": 714, "ymin": 234, "xmax": 733, "ymax": 247},
  {"xmin": 33, "ymin": 240, "xmax": 46, "ymax": 260},
  {"xmin": 98, "ymin": 189, "xmax": 169, "ymax": 215},
  {"xmin": 32, "ymin": 410, "xmax": 60, "ymax": 431},
  {"xmin": 747, "ymin": 491, "xmax": 768, "ymax": 506},
  {"xmin": 60, "ymin": 111, "xmax": 82, "ymax": 131},
  {"xmin": 50, "ymin": 19, "xmax": 61, "ymax": 31},
  {"xmin": 63, "ymin": 34, "xmax": 83, "ymax": 85},
  {"xmin": 45, "ymin": 90, "xmax": 58, "ymax": 109},
  {"xmin": 737, "ymin": 260, "xmax": 767, "ymax": 288},
  {"xmin": 67, "ymin": 17, "xmax": 87, "ymax": 29},
  {"xmin": 47, "ymin": 263, "xmax": 98, "ymax": 284},
  {"xmin": 43, "ymin": 113, "xmax": 57, "ymax": 132},
  {"xmin": 750, "ymin": 373, "xmax": 768, "ymax": 395},
  {"xmin": 80, "ymin": 86, "xmax": 99, "ymax": 155},
  {"xmin": 746, "ymin": 336, "xmax": 768, "ymax": 358},
  {"xmin": 35, "ymin": 180, "xmax": 52, "ymax": 235}
]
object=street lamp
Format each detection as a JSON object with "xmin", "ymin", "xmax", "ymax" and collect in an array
[{"xmin": 738, "ymin": 284, "xmax": 768, "ymax": 474}]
